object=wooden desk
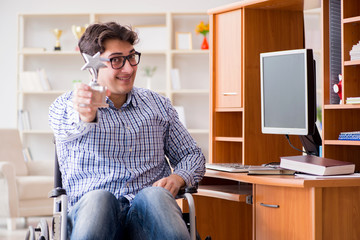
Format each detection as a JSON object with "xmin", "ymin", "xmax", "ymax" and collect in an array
[{"xmin": 194, "ymin": 170, "xmax": 360, "ymax": 240}]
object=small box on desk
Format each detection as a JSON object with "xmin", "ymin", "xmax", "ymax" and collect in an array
[{"xmin": 280, "ymin": 155, "xmax": 355, "ymax": 176}]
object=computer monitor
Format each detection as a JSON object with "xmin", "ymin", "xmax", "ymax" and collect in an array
[{"xmin": 260, "ymin": 49, "xmax": 322, "ymax": 156}]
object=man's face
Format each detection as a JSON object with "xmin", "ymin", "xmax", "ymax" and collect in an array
[{"xmin": 98, "ymin": 39, "xmax": 138, "ymax": 97}]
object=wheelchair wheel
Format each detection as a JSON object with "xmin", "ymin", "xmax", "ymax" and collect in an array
[
  {"xmin": 37, "ymin": 218, "xmax": 49, "ymax": 240},
  {"xmin": 25, "ymin": 226, "xmax": 35, "ymax": 240}
]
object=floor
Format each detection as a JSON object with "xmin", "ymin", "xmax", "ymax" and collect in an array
[{"xmin": 0, "ymin": 217, "xmax": 51, "ymax": 240}]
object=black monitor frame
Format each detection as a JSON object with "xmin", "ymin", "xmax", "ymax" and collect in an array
[{"xmin": 260, "ymin": 49, "xmax": 322, "ymax": 156}]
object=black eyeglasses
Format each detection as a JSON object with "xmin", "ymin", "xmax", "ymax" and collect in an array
[{"xmin": 103, "ymin": 51, "xmax": 141, "ymax": 69}]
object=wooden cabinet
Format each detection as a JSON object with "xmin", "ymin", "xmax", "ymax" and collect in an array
[
  {"xmin": 209, "ymin": 2, "xmax": 304, "ymax": 167},
  {"xmin": 17, "ymin": 12, "xmax": 210, "ymax": 161},
  {"xmin": 322, "ymin": 0, "xmax": 360, "ymax": 171},
  {"xmin": 214, "ymin": 9, "xmax": 242, "ymax": 108},
  {"xmin": 254, "ymin": 185, "xmax": 313, "ymax": 240},
  {"xmin": 201, "ymin": 171, "xmax": 360, "ymax": 240},
  {"xmin": 197, "ymin": 0, "xmax": 320, "ymax": 239},
  {"xmin": 255, "ymin": 182, "xmax": 360, "ymax": 240},
  {"xmin": 194, "ymin": 0, "xmax": 360, "ymax": 239}
]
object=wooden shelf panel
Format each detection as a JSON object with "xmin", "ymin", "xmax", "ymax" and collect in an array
[
  {"xmin": 197, "ymin": 184, "xmax": 251, "ymax": 202},
  {"xmin": 324, "ymin": 140, "xmax": 360, "ymax": 146},
  {"xmin": 215, "ymin": 137, "xmax": 243, "ymax": 142},
  {"xmin": 324, "ymin": 104, "xmax": 360, "ymax": 109},
  {"xmin": 344, "ymin": 60, "xmax": 360, "ymax": 66},
  {"xmin": 215, "ymin": 107, "xmax": 243, "ymax": 112},
  {"xmin": 343, "ymin": 16, "xmax": 360, "ymax": 24}
]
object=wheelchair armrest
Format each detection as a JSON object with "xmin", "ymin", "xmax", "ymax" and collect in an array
[
  {"xmin": 176, "ymin": 186, "xmax": 197, "ymax": 199},
  {"xmin": 48, "ymin": 187, "xmax": 67, "ymax": 198}
]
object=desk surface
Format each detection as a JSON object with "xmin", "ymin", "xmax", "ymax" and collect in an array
[{"xmin": 205, "ymin": 169, "xmax": 360, "ymax": 188}]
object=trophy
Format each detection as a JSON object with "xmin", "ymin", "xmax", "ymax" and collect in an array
[
  {"xmin": 81, "ymin": 52, "xmax": 108, "ymax": 107},
  {"xmin": 72, "ymin": 25, "xmax": 87, "ymax": 51},
  {"xmin": 53, "ymin": 29, "xmax": 63, "ymax": 51}
]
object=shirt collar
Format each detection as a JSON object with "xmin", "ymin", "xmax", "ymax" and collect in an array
[{"xmin": 106, "ymin": 88, "xmax": 139, "ymax": 110}]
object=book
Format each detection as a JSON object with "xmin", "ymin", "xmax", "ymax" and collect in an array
[
  {"xmin": 346, "ymin": 97, "xmax": 360, "ymax": 104},
  {"xmin": 280, "ymin": 155, "xmax": 355, "ymax": 176},
  {"xmin": 247, "ymin": 165, "xmax": 295, "ymax": 175},
  {"xmin": 338, "ymin": 131, "xmax": 360, "ymax": 141}
]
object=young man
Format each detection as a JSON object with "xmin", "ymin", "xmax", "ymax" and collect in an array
[{"xmin": 49, "ymin": 22, "xmax": 206, "ymax": 239}]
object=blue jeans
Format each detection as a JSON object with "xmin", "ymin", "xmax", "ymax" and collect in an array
[{"xmin": 67, "ymin": 187, "xmax": 190, "ymax": 240}]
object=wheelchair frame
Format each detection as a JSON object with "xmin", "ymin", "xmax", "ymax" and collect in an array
[{"xmin": 26, "ymin": 150, "xmax": 198, "ymax": 240}]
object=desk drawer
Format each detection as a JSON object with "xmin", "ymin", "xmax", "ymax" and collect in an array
[{"xmin": 254, "ymin": 185, "xmax": 313, "ymax": 240}]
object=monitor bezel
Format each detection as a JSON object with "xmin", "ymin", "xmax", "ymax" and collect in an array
[{"xmin": 260, "ymin": 49, "xmax": 315, "ymax": 136}]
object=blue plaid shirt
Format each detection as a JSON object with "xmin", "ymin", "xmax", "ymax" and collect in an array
[{"xmin": 49, "ymin": 87, "xmax": 205, "ymax": 209}]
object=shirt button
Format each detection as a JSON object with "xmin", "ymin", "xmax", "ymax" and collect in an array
[
  {"xmin": 126, "ymin": 183, "xmax": 129, "ymax": 187},
  {"xmin": 129, "ymin": 148, "xmax": 132, "ymax": 152}
]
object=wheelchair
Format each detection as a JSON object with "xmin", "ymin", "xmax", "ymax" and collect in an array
[{"xmin": 25, "ymin": 148, "xmax": 208, "ymax": 240}]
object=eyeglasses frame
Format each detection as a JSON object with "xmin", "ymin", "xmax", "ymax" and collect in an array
[{"xmin": 101, "ymin": 51, "xmax": 141, "ymax": 69}]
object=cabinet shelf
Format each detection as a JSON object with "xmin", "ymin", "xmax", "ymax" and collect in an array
[
  {"xmin": 215, "ymin": 107, "xmax": 244, "ymax": 112},
  {"xmin": 343, "ymin": 16, "xmax": 360, "ymax": 24},
  {"xmin": 215, "ymin": 137, "xmax": 243, "ymax": 142},
  {"xmin": 197, "ymin": 184, "xmax": 251, "ymax": 202},
  {"xmin": 321, "ymin": 0, "xmax": 360, "ymax": 172},
  {"xmin": 324, "ymin": 140, "xmax": 360, "ymax": 146},
  {"xmin": 324, "ymin": 104, "xmax": 360, "ymax": 109},
  {"xmin": 344, "ymin": 60, "xmax": 360, "ymax": 66}
]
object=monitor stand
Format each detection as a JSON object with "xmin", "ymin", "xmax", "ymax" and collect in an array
[{"xmin": 299, "ymin": 126, "xmax": 322, "ymax": 156}]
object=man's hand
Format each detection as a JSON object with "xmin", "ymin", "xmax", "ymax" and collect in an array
[
  {"xmin": 152, "ymin": 174, "xmax": 185, "ymax": 198},
  {"xmin": 73, "ymin": 83, "xmax": 110, "ymax": 122}
]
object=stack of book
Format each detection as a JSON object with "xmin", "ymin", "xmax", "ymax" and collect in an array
[
  {"xmin": 350, "ymin": 41, "xmax": 360, "ymax": 60},
  {"xmin": 338, "ymin": 131, "xmax": 360, "ymax": 141},
  {"xmin": 346, "ymin": 97, "xmax": 360, "ymax": 104},
  {"xmin": 280, "ymin": 155, "xmax": 355, "ymax": 176}
]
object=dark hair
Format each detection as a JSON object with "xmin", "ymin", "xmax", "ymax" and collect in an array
[{"xmin": 78, "ymin": 22, "xmax": 138, "ymax": 55}]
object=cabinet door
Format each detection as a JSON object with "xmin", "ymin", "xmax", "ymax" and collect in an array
[
  {"xmin": 255, "ymin": 185, "xmax": 313, "ymax": 240},
  {"xmin": 214, "ymin": 9, "xmax": 242, "ymax": 108}
]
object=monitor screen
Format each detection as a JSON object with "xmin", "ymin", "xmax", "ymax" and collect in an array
[{"xmin": 260, "ymin": 49, "xmax": 316, "ymax": 136}]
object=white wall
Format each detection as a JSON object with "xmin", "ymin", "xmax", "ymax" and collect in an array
[{"xmin": 0, "ymin": 0, "xmax": 238, "ymax": 128}]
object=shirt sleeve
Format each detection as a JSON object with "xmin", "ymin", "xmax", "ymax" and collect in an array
[
  {"xmin": 48, "ymin": 91, "xmax": 98, "ymax": 143},
  {"xmin": 163, "ymin": 99, "xmax": 206, "ymax": 187}
]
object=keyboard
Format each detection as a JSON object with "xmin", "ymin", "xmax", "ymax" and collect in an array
[{"xmin": 205, "ymin": 163, "xmax": 250, "ymax": 173}]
